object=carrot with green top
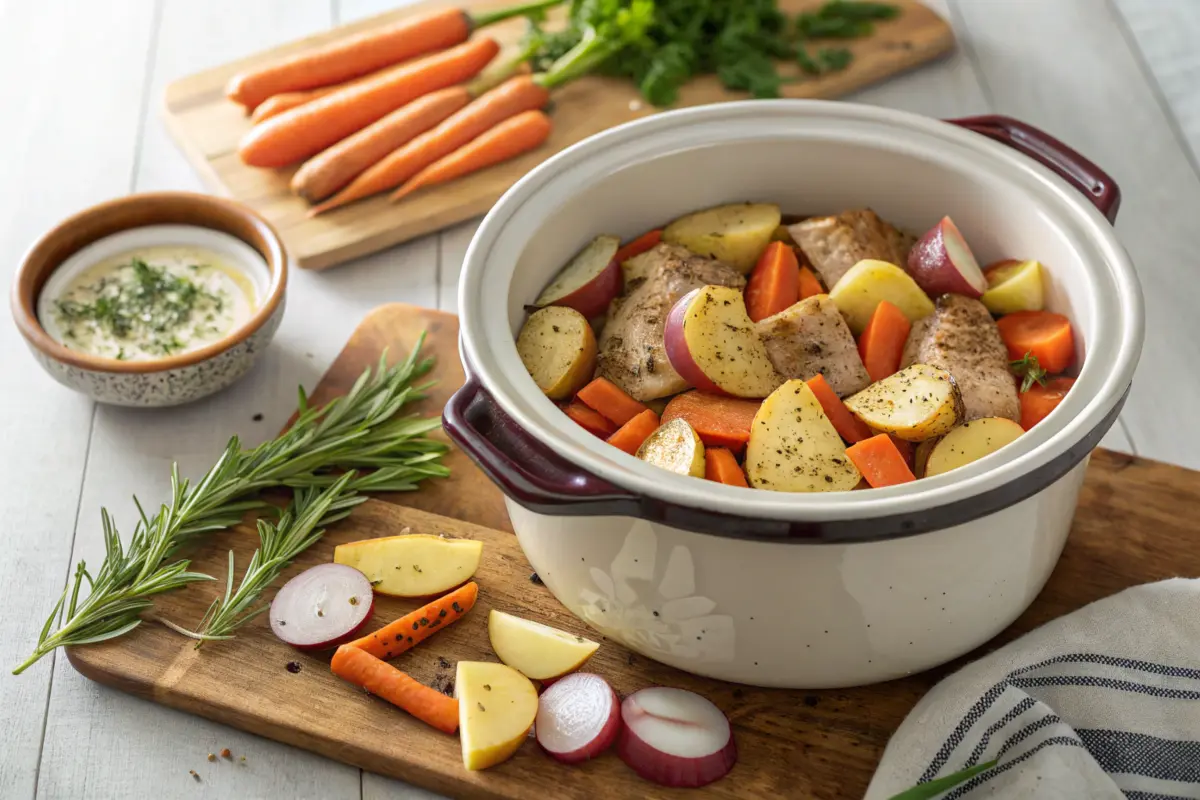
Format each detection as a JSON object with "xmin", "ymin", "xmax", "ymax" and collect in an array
[
  {"xmin": 846, "ymin": 434, "xmax": 916, "ymax": 488},
  {"xmin": 226, "ymin": 0, "xmax": 564, "ymax": 111},
  {"xmin": 806, "ymin": 374, "xmax": 873, "ymax": 444},
  {"xmin": 346, "ymin": 581, "xmax": 478, "ymax": 660},
  {"xmin": 577, "ymin": 377, "xmax": 650, "ymax": 426},
  {"xmin": 238, "ymin": 37, "xmax": 501, "ymax": 168},
  {"xmin": 607, "ymin": 409, "xmax": 660, "ymax": 455},
  {"xmin": 858, "ymin": 300, "xmax": 912, "ymax": 382},
  {"xmin": 705, "ymin": 448, "xmax": 748, "ymax": 487},
  {"xmin": 331, "ymin": 645, "xmax": 459, "ymax": 734}
]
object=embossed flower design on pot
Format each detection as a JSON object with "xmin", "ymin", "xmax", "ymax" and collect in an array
[{"xmin": 577, "ymin": 522, "xmax": 735, "ymax": 663}]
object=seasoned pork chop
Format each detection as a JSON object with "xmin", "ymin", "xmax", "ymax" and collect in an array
[
  {"xmin": 901, "ymin": 294, "xmax": 1020, "ymax": 422},
  {"xmin": 788, "ymin": 209, "xmax": 915, "ymax": 290},
  {"xmin": 597, "ymin": 243, "xmax": 745, "ymax": 401},
  {"xmin": 755, "ymin": 295, "xmax": 870, "ymax": 397}
]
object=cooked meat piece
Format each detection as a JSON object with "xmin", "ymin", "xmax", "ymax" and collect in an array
[
  {"xmin": 755, "ymin": 295, "xmax": 870, "ymax": 397},
  {"xmin": 901, "ymin": 294, "xmax": 1020, "ymax": 422},
  {"xmin": 788, "ymin": 209, "xmax": 915, "ymax": 290},
  {"xmin": 597, "ymin": 243, "xmax": 745, "ymax": 401}
]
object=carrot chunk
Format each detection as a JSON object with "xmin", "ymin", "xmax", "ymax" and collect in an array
[
  {"xmin": 564, "ymin": 401, "xmax": 617, "ymax": 438},
  {"xmin": 346, "ymin": 582, "xmax": 477, "ymax": 660},
  {"xmin": 745, "ymin": 241, "xmax": 801, "ymax": 322},
  {"xmin": 798, "ymin": 265, "xmax": 824, "ymax": 300},
  {"xmin": 704, "ymin": 447, "xmax": 749, "ymax": 487},
  {"xmin": 995, "ymin": 311, "xmax": 1075, "ymax": 374},
  {"xmin": 858, "ymin": 300, "xmax": 912, "ymax": 383},
  {"xmin": 614, "ymin": 229, "xmax": 663, "ymax": 263},
  {"xmin": 577, "ymin": 377, "xmax": 651, "ymax": 426},
  {"xmin": 1019, "ymin": 377, "xmax": 1076, "ymax": 430},
  {"xmin": 806, "ymin": 374, "xmax": 873, "ymax": 444},
  {"xmin": 331, "ymin": 646, "xmax": 459, "ymax": 734},
  {"xmin": 661, "ymin": 391, "xmax": 761, "ymax": 452},
  {"xmin": 846, "ymin": 434, "xmax": 917, "ymax": 488},
  {"xmin": 606, "ymin": 409, "xmax": 660, "ymax": 455}
]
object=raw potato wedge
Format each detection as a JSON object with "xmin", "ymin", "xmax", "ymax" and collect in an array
[
  {"xmin": 636, "ymin": 417, "xmax": 706, "ymax": 477},
  {"xmin": 488, "ymin": 609, "xmax": 600, "ymax": 680},
  {"xmin": 516, "ymin": 307, "xmax": 597, "ymax": 400},
  {"xmin": 844, "ymin": 364, "xmax": 964, "ymax": 442},
  {"xmin": 925, "ymin": 417, "xmax": 1025, "ymax": 477},
  {"xmin": 745, "ymin": 380, "xmax": 861, "ymax": 492},
  {"xmin": 663, "ymin": 202, "xmax": 782, "ymax": 273},
  {"xmin": 333, "ymin": 534, "xmax": 482, "ymax": 597},
  {"xmin": 828, "ymin": 259, "xmax": 936, "ymax": 335},
  {"xmin": 457, "ymin": 661, "xmax": 539, "ymax": 770}
]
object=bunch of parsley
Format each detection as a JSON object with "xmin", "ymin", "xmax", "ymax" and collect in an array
[{"xmin": 525, "ymin": 0, "xmax": 900, "ymax": 106}]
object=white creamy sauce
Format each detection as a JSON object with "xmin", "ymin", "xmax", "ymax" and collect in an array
[{"xmin": 46, "ymin": 245, "xmax": 257, "ymax": 361}]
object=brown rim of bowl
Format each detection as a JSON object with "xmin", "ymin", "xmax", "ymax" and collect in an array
[{"xmin": 10, "ymin": 191, "xmax": 288, "ymax": 374}]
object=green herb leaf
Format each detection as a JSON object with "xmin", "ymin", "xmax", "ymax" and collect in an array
[
  {"xmin": 1010, "ymin": 351, "xmax": 1049, "ymax": 393},
  {"xmin": 887, "ymin": 760, "xmax": 997, "ymax": 800}
]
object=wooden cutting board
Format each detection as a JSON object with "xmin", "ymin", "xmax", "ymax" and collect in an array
[
  {"xmin": 68, "ymin": 304, "xmax": 1197, "ymax": 799},
  {"xmin": 162, "ymin": 0, "xmax": 954, "ymax": 271}
]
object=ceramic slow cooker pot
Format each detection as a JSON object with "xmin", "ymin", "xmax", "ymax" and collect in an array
[{"xmin": 445, "ymin": 101, "xmax": 1143, "ymax": 689}]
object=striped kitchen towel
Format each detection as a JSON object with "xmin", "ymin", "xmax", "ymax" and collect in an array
[{"xmin": 866, "ymin": 579, "xmax": 1200, "ymax": 800}]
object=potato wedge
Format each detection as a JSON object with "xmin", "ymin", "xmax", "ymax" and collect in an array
[
  {"xmin": 334, "ymin": 534, "xmax": 482, "ymax": 597},
  {"xmin": 516, "ymin": 307, "xmax": 596, "ymax": 400},
  {"xmin": 924, "ymin": 417, "xmax": 1024, "ymax": 477},
  {"xmin": 844, "ymin": 364, "xmax": 963, "ymax": 442},
  {"xmin": 663, "ymin": 202, "xmax": 782, "ymax": 273},
  {"xmin": 664, "ymin": 284, "xmax": 784, "ymax": 398},
  {"xmin": 636, "ymin": 417, "xmax": 706, "ymax": 477},
  {"xmin": 828, "ymin": 258, "xmax": 936, "ymax": 334},
  {"xmin": 745, "ymin": 380, "xmax": 861, "ymax": 492}
]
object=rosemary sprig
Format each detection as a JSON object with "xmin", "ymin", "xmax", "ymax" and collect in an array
[
  {"xmin": 14, "ymin": 335, "xmax": 449, "ymax": 674},
  {"xmin": 1010, "ymin": 351, "xmax": 1049, "ymax": 393},
  {"xmin": 159, "ymin": 473, "xmax": 365, "ymax": 645}
]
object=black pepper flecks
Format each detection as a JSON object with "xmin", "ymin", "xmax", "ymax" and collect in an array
[
  {"xmin": 529, "ymin": 572, "xmax": 543, "ymax": 585},
  {"xmin": 286, "ymin": 661, "xmax": 302, "ymax": 674}
]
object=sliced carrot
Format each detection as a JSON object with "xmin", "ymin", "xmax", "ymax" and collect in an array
[
  {"xmin": 390, "ymin": 109, "xmax": 552, "ymax": 201},
  {"xmin": 1019, "ymin": 377, "xmax": 1076, "ymax": 430},
  {"xmin": 705, "ymin": 447, "xmax": 749, "ymax": 487},
  {"xmin": 313, "ymin": 74, "xmax": 551, "ymax": 213},
  {"xmin": 331, "ymin": 645, "xmax": 459, "ymax": 734},
  {"xmin": 858, "ymin": 300, "xmax": 912, "ymax": 382},
  {"xmin": 846, "ymin": 434, "xmax": 917, "ymax": 488},
  {"xmin": 798, "ymin": 265, "xmax": 824, "ymax": 300},
  {"xmin": 745, "ymin": 241, "xmax": 801, "ymax": 323},
  {"xmin": 346, "ymin": 582, "xmax": 478, "ymax": 660},
  {"xmin": 887, "ymin": 433, "xmax": 915, "ymax": 470},
  {"xmin": 995, "ymin": 311, "xmax": 1075, "ymax": 374},
  {"xmin": 661, "ymin": 391, "xmax": 761, "ymax": 452},
  {"xmin": 238, "ymin": 37, "xmax": 500, "ymax": 168},
  {"xmin": 614, "ymin": 229, "xmax": 663, "ymax": 263},
  {"xmin": 576, "ymin": 377, "xmax": 651, "ymax": 426},
  {"xmin": 564, "ymin": 401, "xmax": 617, "ymax": 438},
  {"xmin": 606, "ymin": 409, "xmax": 661, "ymax": 455},
  {"xmin": 291, "ymin": 86, "xmax": 472, "ymax": 203},
  {"xmin": 806, "ymin": 374, "xmax": 873, "ymax": 444}
]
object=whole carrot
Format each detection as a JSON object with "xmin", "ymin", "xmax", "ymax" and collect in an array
[
  {"xmin": 391, "ymin": 109, "xmax": 552, "ymax": 201},
  {"xmin": 226, "ymin": 0, "xmax": 564, "ymax": 111},
  {"xmin": 311, "ymin": 74, "xmax": 551, "ymax": 214},
  {"xmin": 238, "ymin": 37, "xmax": 500, "ymax": 168},
  {"xmin": 250, "ymin": 86, "xmax": 339, "ymax": 124},
  {"xmin": 291, "ymin": 86, "xmax": 472, "ymax": 203},
  {"xmin": 331, "ymin": 645, "xmax": 459, "ymax": 734},
  {"xmin": 346, "ymin": 581, "xmax": 478, "ymax": 660}
]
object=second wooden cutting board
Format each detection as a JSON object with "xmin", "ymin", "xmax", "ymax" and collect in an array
[{"xmin": 163, "ymin": 0, "xmax": 955, "ymax": 270}]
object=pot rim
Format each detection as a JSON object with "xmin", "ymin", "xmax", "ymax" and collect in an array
[
  {"xmin": 11, "ymin": 191, "xmax": 288, "ymax": 374},
  {"xmin": 458, "ymin": 100, "xmax": 1144, "ymax": 526}
]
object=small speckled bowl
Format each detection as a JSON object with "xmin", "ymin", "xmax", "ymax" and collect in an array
[{"xmin": 11, "ymin": 192, "xmax": 287, "ymax": 407}]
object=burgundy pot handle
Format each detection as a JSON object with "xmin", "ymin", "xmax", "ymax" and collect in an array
[
  {"xmin": 947, "ymin": 115, "xmax": 1121, "ymax": 223},
  {"xmin": 442, "ymin": 367, "xmax": 640, "ymax": 513}
]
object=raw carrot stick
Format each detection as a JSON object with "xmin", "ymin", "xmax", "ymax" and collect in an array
[
  {"xmin": 331, "ymin": 645, "xmax": 459, "ymax": 734},
  {"xmin": 806, "ymin": 374, "xmax": 873, "ymax": 444},
  {"xmin": 661, "ymin": 391, "xmax": 761, "ymax": 452},
  {"xmin": 564, "ymin": 401, "xmax": 617, "ymax": 438},
  {"xmin": 798, "ymin": 266, "xmax": 824, "ymax": 300},
  {"xmin": 226, "ymin": 0, "xmax": 562, "ymax": 110},
  {"xmin": 846, "ymin": 434, "xmax": 916, "ymax": 488},
  {"xmin": 1019, "ymin": 377, "xmax": 1076, "ymax": 430},
  {"xmin": 705, "ymin": 447, "xmax": 749, "ymax": 487},
  {"xmin": 576, "ymin": 377, "xmax": 650, "ymax": 426},
  {"xmin": 312, "ymin": 74, "xmax": 551, "ymax": 214},
  {"xmin": 995, "ymin": 311, "xmax": 1076, "ymax": 374},
  {"xmin": 858, "ymin": 300, "xmax": 912, "ymax": 382},
  {"xmin": 238, "ymin": 37, "xmax": 500, "ymax": 168},
  {"xmin": 745, "ymin": 241, "xmax": 801, "ymax": 323},
  {"xmin": 390, "ymin": 110, "xmax": 552, "ymax": 201},
  {"xmin": 606, "ymin": 409, "xmax": 660, "ymax": 456},
  {"xmin": 347, "ymin": 582, "xmax": 478, "ymax": 660},
  {"xmin": 614, "ymin": 229, "xmax": 663, "ymax": 263},
  {"xmin": 291, "ymin": 86, "xmax": 472, "ymax": 203}
]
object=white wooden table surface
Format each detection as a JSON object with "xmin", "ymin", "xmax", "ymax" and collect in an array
[{"xmin": 1, "ymin": 0, "xmax": 1194, "ymax": 797}]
